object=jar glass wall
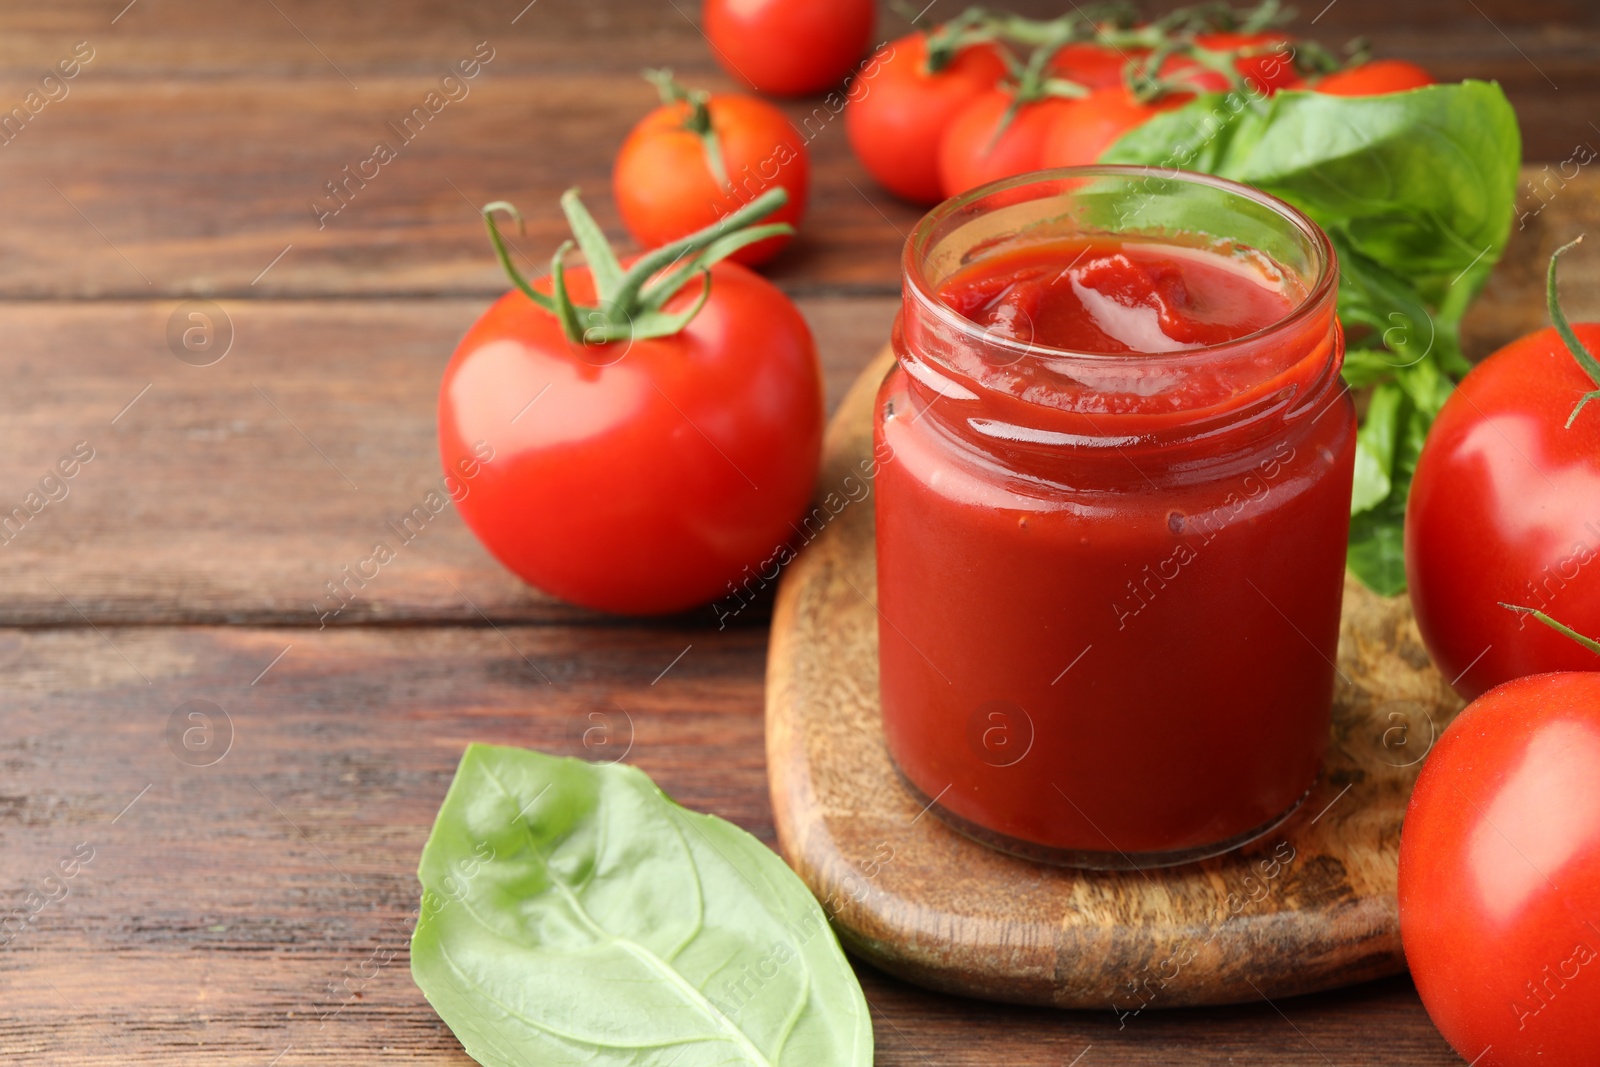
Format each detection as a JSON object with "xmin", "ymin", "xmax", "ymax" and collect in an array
[{"xmin": 873, "ymin": 167, "xmax": 1355, "ymax": 869}]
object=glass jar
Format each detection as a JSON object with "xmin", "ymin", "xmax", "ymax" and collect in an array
[{"xmin": 874, "ymin": 167, "xmax": 1355, "ymax": 869}]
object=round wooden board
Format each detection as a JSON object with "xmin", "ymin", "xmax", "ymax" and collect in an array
[{"xmin": 765, "ymin": 347, "xmax": 1466, "ymax": 1010}]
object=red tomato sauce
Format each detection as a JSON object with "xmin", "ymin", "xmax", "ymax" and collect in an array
[{"xmin": 875, "ymin": 234, "xmax": 1355, "ymax": 861}]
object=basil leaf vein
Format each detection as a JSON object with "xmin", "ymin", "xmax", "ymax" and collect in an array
[{"xmin": 411, "ymin": 744, "xmax": 872, "ymax": 1067}]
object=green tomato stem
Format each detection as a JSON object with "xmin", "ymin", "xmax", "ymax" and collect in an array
[
  {"xmin": 1499, "ymin": 603, "xmax": 1600, "ymax": 656},
  {"xmin": 480, "ymin": 187, "xmax": 792, "ymax": 348},
  {"xmin": 1546, "ymin": 237, "xmax": 1600, "ymax": 428},
  {"xmin": 644, "ymin": 68, "xmax": 729, "ymax": 187}
]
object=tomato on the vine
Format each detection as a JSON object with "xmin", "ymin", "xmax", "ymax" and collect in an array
[
  {"xmin": 1049, "ymin": 43, "xmax": 1136, "ymax": 90},
  {"xmin": 440, "ymin": 188, "xmax": 823, "ymax": 616},
  {"xmin": 1406, "ymin": 242, "xmax": 1600, "ymax": 698},
  {"xmin": 846, "ymin": 31, "xmax": 1008, "ymax": 204},
  {"xmin": 1399, "ymin": 669, "xmax": 1600, "ymax": 1067},
  {"xmin": 613, "ymin": 72, "xmax": 807, "ymax": 267},
  {"xmin": 939, "ymin": 89, "xmax": 1078, "ymax": 198},
  {"xmin": 1316, "ymin": 58, "xmax": 1435, "ymax": 96},
  {"xmin": 703, "ymin": 0, "xmax": 875, "ymax": 96},
  {"xmin": 1038, "ymin": 86, "xmax": 1187, "ymax": 169},
  {"xmin": 1195, "ymin": 32, "xmax": 1299, "ymax": 94}
]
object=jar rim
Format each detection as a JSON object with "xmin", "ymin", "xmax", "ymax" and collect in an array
[{"xmin": 902, "ymin": 165, "xmax": 1338, "ymax": 369}]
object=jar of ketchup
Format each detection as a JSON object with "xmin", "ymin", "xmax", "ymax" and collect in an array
[{"xmin": 874, "ymin": 168, "xmax": 1355, "ymax": 868}]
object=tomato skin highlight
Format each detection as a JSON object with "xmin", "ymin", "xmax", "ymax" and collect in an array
[
  {"xmin": 614, "ymin": 92, "xmax": 808, "ymax": 267},
  {"xmin": 1316, "ymin": 59, "xmax": 1435, "ymax": 96},
  {"xmin": 1038, "ymin": 86, "xmax": 1187, "ymax": 169},
  {"xmin": 1398, "ymin": 671, "xmax": 1600, "ymax": 1067},
  {"xmin": 703, "ymin": 0, "xmax": 875, "ymax": 97},
  {"xmin": 439, "ymin": 261, "xmax": 824, "ymax": 616},
  {"xmin": 846, "ymin": 32, "xmax": 1007, "ymax": 204},
  {"xmin": 938, "ymin": 90, "xmax": 1077, "ymax": 199},
  {"xmin": 1405, "ymin": 323, "xmax": 1600, "ymax": 699}
]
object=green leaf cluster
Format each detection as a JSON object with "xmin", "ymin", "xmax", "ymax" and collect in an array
[{"xmin": 1104, "ymin": 81, "xmax": 1522, "ymax": 593}]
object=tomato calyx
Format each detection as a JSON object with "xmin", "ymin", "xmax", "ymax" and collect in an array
[
  {"xmin": 643, "ymin": 68, "xmax": 729, "ymax": 186},
  {"xmin": 1546, "ymin": 237, "xmax": 1600, "ymax": 428},
  {"xmin": 480, "ymin": 186, "xmax": 792, "ymax": 346},
  {"xmin": 1498, "ymin": 603, "xmax": 1600, "ymax": 656},
  {"xmin": 979, "ymin": 24, "xmax": 1095, "ymax": 150},
  {"xmin": 914, "ymin": 6, "xmax": 1000, "ymax": 74}
]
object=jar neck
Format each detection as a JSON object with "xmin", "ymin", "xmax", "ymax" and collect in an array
[{"xmin": 892, "ymin": 294, "xmax": 1344, "ymax": 480}]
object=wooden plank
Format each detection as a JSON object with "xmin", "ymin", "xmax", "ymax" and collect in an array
[
  {"xmin": 0, "ymin": 624, "xmax": 1457, "ymax": 1064},
  {"xmin": 0, "ymin": 295, "xmax": 897, "ymax": 627},
  {"xmin": 4, "ymin": 176, "xmax": 1598, "ymax": 627},
  {"xmin": 0, "ymin": 4, "xmax": 1587, "ymax": 298}
]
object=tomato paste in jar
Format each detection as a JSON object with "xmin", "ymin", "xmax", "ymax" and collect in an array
[{"xmin": 874, "ymin": 168, "xmax": 1354, "ymax": 867}]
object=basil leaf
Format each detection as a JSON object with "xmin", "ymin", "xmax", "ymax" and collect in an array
[
  {"xmin": 1351, "ymin": 380, "xmax": 1402, "ymax": 516},
  {"xmin": 1347, "ymin": 489, "xmax": 1408, "ymax": 595},
  {"xmin": 411, "ymin": 744, "xmax": 872, "ymax": 1067},
  {"xmin": 1104, "ymin": 82, "xmax": 1522, "ymax": 594},
  {"xmin": 1347, "ymin": 386, "xmax": 1432, "ymax": 594},
  {"xmin": 1104, "ymin": 83, "xmax": 1520, "ymax": 297}
]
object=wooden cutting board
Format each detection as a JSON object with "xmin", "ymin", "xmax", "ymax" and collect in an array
[{"xmin": 765, "ymin": 346, "xmax": 1465, "ymax": 1010}]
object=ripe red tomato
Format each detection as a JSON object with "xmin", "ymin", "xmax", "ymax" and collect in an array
[
  {"xmin": 1399, "ymin": 670, "xmax": 1600, "ymax": 1067},
  {"xmin": 441, "ymin": 196, "xmax": 823, "ymax": 616},
  {"xmin": 1316, "ymin": 59, "xmax": 1435, "ymax": 96},
  {"xmin": 1131, "ymin": 34, "xmax": 1298, "ymax": 97},
  {"xmin": 1196, "ymin": 32, "xmax": 1299, "ymax": 94},
  {"xmin": 1038, "ymin": 86, "xmax": 1187, "ymax": 169},
  {"xmin": 846, "ymin": 32, "xmax": 1007, "ymax": 204},
  {"xmin": 614, "ymin": 85, "xmax": 807, "ymax": 267},
  {"xmin": 938, "ymin": 89, "xmax": 1077, "ymax": 198},
  {"xmin": 703, "ymin": 0, "xmax": 875, "ymax": 96},
  {"xmin": 1405, "ymin": 317, "xmax": 1600, "ymax": 698},
  {"xmin": 1049, "ymin": 43, "xmax": 1136, "ymax": 90}
]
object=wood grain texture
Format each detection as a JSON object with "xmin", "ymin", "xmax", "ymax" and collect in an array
[
  {"xmin": 0, "ymin": 175, "xmax": 1594, "ymax": 627},
  {"xmin": 1, "ymin": 0, "xmax": 1594, "ymax": 1063},
  {"xmin": 767, "ymin": 347, "xmax": 1466, "ymax": 1009},
  {"xmin": 0, "ymin": 295, "xmax": 894, "ymax": 627},
  {"xmin": 0, "ymin": 624, "xmax": 1459, "ymax": 1065},
  {"xmin": 0, "ymin": 1, "xmax": 1587, "ymax": 298}
]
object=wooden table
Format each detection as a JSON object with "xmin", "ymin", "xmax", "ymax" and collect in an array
[{"xmin": 2, "ymin": 2, "xmax": 1595, "ymax": 1063}]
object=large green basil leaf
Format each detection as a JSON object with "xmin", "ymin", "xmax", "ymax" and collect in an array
[
  {"xmin": 1102, "ymin": 82, "xmax": 1519, "ymax": 300},
  {"xmin": 411, "ymin": 744, "xmax": 872, "ymax": 1067},
  {"xmin": 1104, "ymin": 82, "xmax": 1522, "ymax": 594}
]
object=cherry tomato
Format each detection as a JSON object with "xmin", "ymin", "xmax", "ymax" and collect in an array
[
  {"xmin": 1316, "ymin": 59, "xmax": 1435, "ymax": 96},
  {"xmin": 1049, "ymin": 43, "xmax": 1137, "ymax": 90},
  {"xmin": 939, "ymin": 89, "xmax": 1077, "ymax": 198},
  {"xmin": 1399, "ymin": 670, "xmax": 1600, "ymax": 1067},
  {"xmin": 614, "ymin": 86, "xmax": 807, "ymax": 267},
  {"xmin": 1405, "ymin": 318, "xmax": 1600, "ymax": 698},
  {"xmin": 846, "ymin": 31, "xmax": 1007, "ymax": 204},
  {"xmin": 703, "ymin": 0, "xmax": 875, "ymax": 96},
  {"xmin": 1141, "ymin": 34, "xmax": 1298, "ymax": 96},
  {"xmin": 440, "ymin": 200, "xmax": 824, "ymax": 616},
  {"xmin": 1038, "ymin": 86, "xmax": 1188, "ymax": 169},
  {"xmin": 1198, "ymin": 32, "xmax": 1300, "ymax": 94}
]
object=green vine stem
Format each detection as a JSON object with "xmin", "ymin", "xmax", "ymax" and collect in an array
[
  {"xmin": 1500, "ymin": 603, "xmax": 1600, "ymax": 656},
  {"xmin": 1546, "ymin": 237, "xmax": 1600, "ymax": 428},
  {"xmin": 481, "ymin": 186, "xmax": 792, "ymax": 347},
  {"xmin": 903, "ymin": 0, "xmax": 1352, "ymax": 105},
  {"xmin": 914, "ymin": 6, "xmax": 1000, "ymax": 74},
  {"xmin": 643, "ymin": 68, "xmax": 729, "ymax": 187}
]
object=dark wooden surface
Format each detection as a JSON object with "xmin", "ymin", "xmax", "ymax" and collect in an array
[{"xmin": 0, "ymin": 1, "xmax": 1593, "ymax": 1063}]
